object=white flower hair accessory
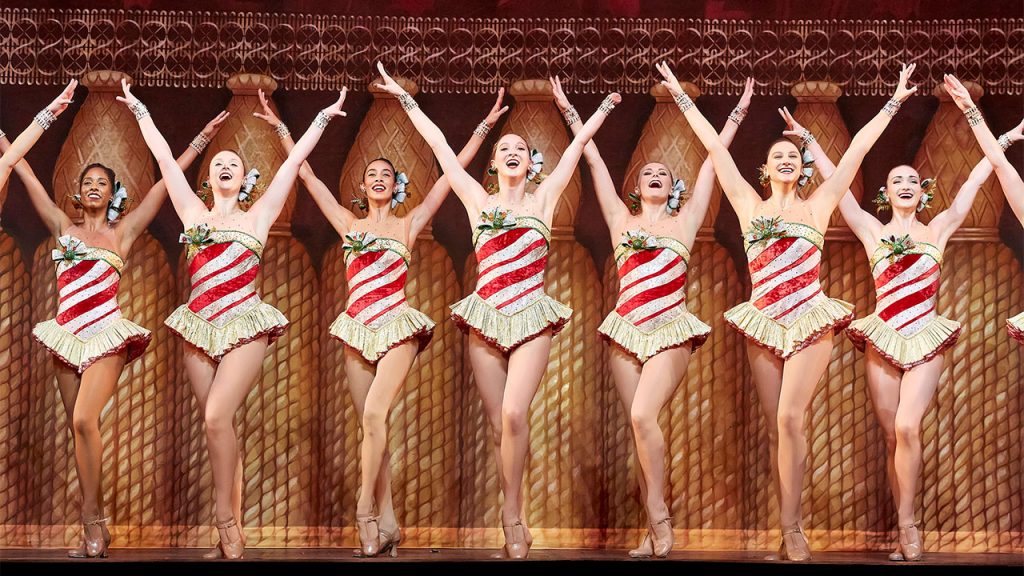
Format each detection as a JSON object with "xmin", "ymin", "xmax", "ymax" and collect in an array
[
  {"xmin": 107, "ymin": 181, "xmax": 130, "ymax": 222},
  {"xmin": 239, "ymin": 168, "xmax": 260, "ymax": 203},
  {"xmin": 667, "ymin": 178, "xmax": 686, "ymax": 214},
  {"xmin": 391, "ymin": 171, "xmax": 410, "ymax": 209},
  {"xmin": 526, "ymin": 149, "xmax": 544, "ymax": 184}
]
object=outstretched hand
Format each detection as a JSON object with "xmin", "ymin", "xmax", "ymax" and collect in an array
[
  {"xmin": 322, "ymin": 87, "xmax": 349, "ymax": 118},
  {"xmin": 201, "ymin": 111, "xmax": 230, "ymax": 139},
  {"xmin": 778, "ymin": 106, "xmax": 806, "ymax": 139},
  {"xmin": 252, "ymin": 88, "xmax": 282, "ymax": 126},
  {"xmin": 892, "ymin": 62, "xmax": 919, "ymax": 102},
  {"xmin": 942, "ymin": 74, "xmax": 975, "ymax": 112},
  {"xmin": 550, "ymin": 75, "xmax": 572, "ymax": 111},
  {"xmin": 738, "ymin": 77, "xmax": 755, "ymax": 109},
  {"xmin": 114, "ymin": 77, "xmax": 140, "ymax": 108},
  {"xmin": 484, "ymin": 87, "xmax": 509, "ymax": 125},
  {"xmin": 655, "ymin": 61, "xmax": 685, "ymax": 97},
  {"xmin": 374, "ymin": 62, "xmax": 406, "ymax": 96},
  {"xmin": 46, "ymin": 79, "xmax": 78, "ymax": 116}
]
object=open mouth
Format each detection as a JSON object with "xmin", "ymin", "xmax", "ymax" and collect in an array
[
  {"xmin": 371, "ymin": 183, "xmax": 386, "ymax": 193},
  {"xmin": 505, "ymin": 158, "xmax": 521, "ymax": 168},
  {"xmin": 219, "ymin": 171, "xmax": 233, "ymax": 182},
  {"xmin": 649, "ymin": 180, "xmax": 663, "ymax": 189},
  {"xmin": 777, "ymin": 166, "xmax": 794, "ymax": 175},
  {"xmin": 86, "ymin": 192, "xmax": 102, "ymax": 200},
  {"xmin": 898, "ymin": 192, "xmax": 914, "ymax": 200}
]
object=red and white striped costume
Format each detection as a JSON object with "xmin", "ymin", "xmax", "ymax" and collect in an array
[
  {"xmin": 598, "ymin": 230, "xmax": 710, "ymax": 363},
  {"xmin": 33, "ymin": 235, "xmax": 151, "ymax": 374},
  {"xmin": 451, "ymin": 207, "xmax": 571, "ymax": 354},
  {"xmin": 847, "ymin": 240, "xmax": 960, "ymax": 370},
  {"xmin": 725, "ymin": 219, "xmax": 853, "ymax": 359},
  {"xmin": 165, "ymin": 228, "xmax": 287, "ymax": 361},
  {"xmin": 1010, "ymin": 312, "xmax": 1024, "ymax": 344},
  {"xmin": 329, "ymin": 233, "xmax": 434, "ymax": 363}
]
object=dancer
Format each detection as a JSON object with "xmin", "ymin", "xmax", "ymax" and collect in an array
[
  {"xmin": 0, "ymin": 80, "xmax": 77, "ymax": 190},
  {"xmin": 2, "ymin": 110, "xmax": 228, "ymax": 558},
  {"xmin": 376, "ymin": 62, "xmax": 618, "ymax": 557},
  {"xmin": 779, "ymin": 100, "xmax": 1021, "ymax": 560},
  {"xmin": 550, "ymin": 75, "xmax": 752, "ymax": 557},
  {"xmin": 658, "ymin": 61, "xmax": 918, "ymax": 560},
  {"xmin": 253, "ymin": 86, "xmax": 509, "ymax": 557},
  {"xmin": 119, "ymin": 78, "xmax": 346, "ymax": 559},
  {"xmin": 946, "ymin": 74, "xmax": 1024, "ymax": 344}
]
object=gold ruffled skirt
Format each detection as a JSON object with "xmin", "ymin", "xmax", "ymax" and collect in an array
[
  {"xmin": 598, "ymin": 310, "xmax": 711, "ymax": 364},
  {"xmin": 330, "ymin": 307, "xmax": 435, "ymax": 363},
  {"xmin": 724, "ymin": 297, "xmax": 854, "ymax": 359},
  {"xmin": 33, "ymin": 318, "xmax": 151, "ymax": 374},
  {"xmin": 451, "ymin": 292, "xmax": 572, "ymax": 354},
  {"xmin": 1007, "ymin": 311, "xmax": 1024, "ymax": 344},
  {"xmin": 846, "ymin": 313, "xmax": 961, "ymax": 371},
  {"xmin": 165, "ymin": 302, "xmax": 288, "ymax": 362}
]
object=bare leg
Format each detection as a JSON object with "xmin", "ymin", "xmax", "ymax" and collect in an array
[
  {"xmin": 71, "ymin": 353, "xmax": 126, "ymax": 543},
  {"xmin": 350, "ymin": 343, "xmax": 417, "ymax": 533},
  {"xmin": 203, "ymin": 338, "xmax": 267, "ymax": 544},
  {"xmin": 747, "ymin": 344, "xmax": 785, "ymax": 515},
  {"xmin": 865, "ymin": 348, "xmax": 902, "ymax": 553},
  {"xmin": 893, "ymin": 355, "xmax": 942, "ymax": 527},
  {"xmin": 776, "ymin": 335, "xmax": 834, "ymax": 528},
  {"xmin": 499, "ymin": 332, "xmax": 552, "ymax": 526},
  {"xmin": 467, "ymin": 333, "xmax": 509, "ymax": 492},
  {"xmin": 607, "ymin": 346, "xmax": 647, "ymax": 554}
]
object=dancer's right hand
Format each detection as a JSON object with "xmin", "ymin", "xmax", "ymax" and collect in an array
[
  {"xmin": 549, "ymin": 75, "xmax": 572, "ymax": 112},
  {"xmin": 374, "ymin": 62, "xmax": 406, "ymax": 97},
  {"xmin": 252, "ymin": 88, "xmax": 282, "ymax": 127},
  {"xmin": 114, "ymin": 77, "xmax": 140, "ymax": 108},
  {"xmin": 655, "ymin": 61, "xmax": 685, "ymax": 97},
  {"xmin": 47, "ymin": 79, "xmax": 78, "ymax": 116}
]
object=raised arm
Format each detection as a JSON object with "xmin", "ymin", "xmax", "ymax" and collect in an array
[
  {"xmin": 535, "ymin": 91, "xmax": 620, "ymax": 219},
  {"xmin": 375, "ymin": 62, "xmax": 490, "ymax": 214},
  {"xmin": 778, "ymin": 106, "xmax": 882, "ymax": 245},
  {"xmin": 679, "ymin": 78, "xmax": 755, "ymax": 238},
  {"xmin": 550, "ymin": 75, "xmax": 628, "ymax": 233},
  {"xmin": 248, "ymin": 89, "xmax": 348, "ymax": 236},
  {"xmin": 656, "ymin": 62, "xmax": 762, "ymax": 221},
  {"xmin": 943, "ymin": 74, "xmax": 1024, "ymax": 223},
  {"xmin": 808, "ymin": 63, "xmax": 918, "ymax": 217},
  {"xmin": 408, "ymin": 88, "xmax": 509, "ymax": 238},
  {"xmin": 0, "ymin": 138, "xmax": 72, "ymax": 237},
  {"xmin": 0, "ymin": 80, "xmax": 77, "ymax": 190},
  {"xmin": 116, "ymin": 78, "xmax": 208, "ymax": 224},
  {"xmin": 252, "ymin": 89, "xmax": 356, "ymax": 236},
  {"xmin": 118, "ymin": 111, "xmax": 230, "ymax": 250}
]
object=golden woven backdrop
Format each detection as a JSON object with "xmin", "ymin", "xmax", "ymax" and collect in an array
[
  {"xmin": 190, "ymin": 74, "xmax": 320, "ymax": 545},
  {"xmin": 0, "ymin": 231, "xmax": 30, "ymax": 542},
  {"xmin": 913, "ymin": 81, "xmax": 1022, "ymax": 552},
  {"xmin": 602, "ymin": 80, "xmax": 749, "ymax": 548},
  {"xmin": 331, "ymin": 76, "xmax": 465, "ymax": 547},
  {"xmin": 465, "ymin": 78, "xmax": 605, "ymax": 546},
  {"xmin": 792, "ymin": 81, "xmax": 881, "ymax": 549}
]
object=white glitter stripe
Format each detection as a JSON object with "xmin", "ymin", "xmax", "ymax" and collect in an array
[
  {"xmin": 624, "ymin": 290, "xmax": 685, "ymax": 328},
  {"xmin": 749, "ymin": 239, "xmax": 809, "ymax": 285},
  {"xmin": 886, "ymin": 301, "xmax": 937, "ymax": 335},
  {"xmin": 478, "ymin": 229, "xmax": 544, "ymax": 272},
  {"xmin": 58, "ymin": 259, "xmax": 111, "ymax": 296},
  {"xmin": 348, "ymin": 251, "xmax": 400, "ymax": 287},
  {"xmin": 477, "ymin": 242, "xmax": 546, "ymax": 291},
  {"xmin": 352, "ymin": 291, "xmax": 406, "ymax": 324},
  {"xmin": 618, "ymin": 259, "xmax": 686, "ymax": 307},
  {"xmin": 189, "ymin": 255, "xmax": 259, "ymax": 306},
  {"xmin": 619, "ymin": 249, "xmax": 681, "ymax": 293},
  {"xmin": 62, "ymin": 298, "xmax": 119, "ymax": 335},
  {"xmin": 876, "ymin": 273, "xmax": 937, "ymax": 313},
  {"xmin": 348, "ymin": 257, "xmax": 406, "ymax": 305},
  {"xmin": 58, "ymin": 266, "xmax": 118, "ymax": 311},
  {"xmin": 761, "ymin": 281, "xmax": 822, "ymax": 323},
  {"xmin": 191, "ymin": 243, "xmax": 250, "ymax": 286},
  {"xmin": 486, "ymin": 270, "xmax": 545, "ymax": 313},
  {"xmin": 750, "ymin": 248, "xmax": 820, "ymax": 302},
  {"xmin": 195, "ymin": 279, "xmax": 259, "ymax": 321}
]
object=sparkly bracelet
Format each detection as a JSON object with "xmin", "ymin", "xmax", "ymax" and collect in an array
[
  {"xmin": 562, "ymin": 105, "xmax": 581, "ymax": 126},
  {"xmin": 274, "ymin": 123, "xmax": 291, "ymax": 139},
  {"xmin": 728, "ymin": 105, "xmax": 748, "ymax": 125},
  {"xmin": 998, "ymin": 133, "xmax": 1013, "ymax": 152},
  {"xmin": 674, "ymin": 91, "xmax": 694, "ymax": 113},
  {"xmin": 34, "ymin": 109, "xmax": 58, "ymax": 130},
  {"xmin": 598, "ymin": 95, "xmax": 617, "ymax": 114},
  {"xmin": 799, "ymin": 129, "xmax": 816, "ymax": 147},
  {"xmin": 129, "ymin": 101, "xmax": 150, "ymax": 121},
  {"xmin": 397, "ymin": 92, "xmax": 418, "ymax": 112},
  {"xmin": 313, "ymin": 110, "xmax": 331, "ymax": 130},
  {"xmin": 964, "ymin": 105, "xmax": 983, "ymax": 127},
  {"xmin": 881, "ymin": 98, "xmax": 902, "ymax": 118},
  {"xmin": 190, "ymin": 133, "xmax": 211, "ymax": 154},
  {"xmin": 473, "ymin": 121, "xmax": 491, "ymax": 139}
]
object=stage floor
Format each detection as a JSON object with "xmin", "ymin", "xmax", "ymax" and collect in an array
[{"xmin": 2, "ymin": 548, "xmax": 1022, "ymax": 575}]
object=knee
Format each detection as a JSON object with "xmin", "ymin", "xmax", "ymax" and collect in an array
[
  {"xmin": 629, "ymin": 404, "xmax": 658, "ymax": 438},
  {"xmin": 204, "ymin": 405, "xmax": 232, "ymax": 435},
  {"xmin": 71, "ymin": 412, "xmax": 98, "ymax": 438},
  {"xmin": 488, "ymin": 418, "xmax": 503, "ymax": 447},
  {"xmin": 501, "ymin": 405, "xmax": 529, "ymax": 436},
  {"xmin": 879, "ymin": 423, "xmax": 898, "ymax": 453},
  {"xmin": 777, "ymin": 408, "xmax": 804, "ymax": 438},
  {"xmin": 361, "ymin": 406, "xmax": 387, "ymax": 436},
  {"xmin": 894, "ymin": 415, "xmax": 921, "ymax": 444}
]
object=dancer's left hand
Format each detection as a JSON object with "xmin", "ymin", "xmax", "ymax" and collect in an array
[
  {"xmin": 942, "ymin": 74, "xmax": 975, "ymax": 112},
  {"xmin": 484, "ymin": 87, "xmax": 509, "ymax": 126},
  {"xmin": 778, "ymin": 106, "xmax": 806, "ymax": 139}
]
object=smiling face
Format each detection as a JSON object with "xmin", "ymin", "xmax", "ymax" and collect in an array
[
  {"xmin": 884, "ymin": 165, "xmax": 923, "ymax": 211},
  {"xmin": 491, "ymin": 134, "xmax": 531, "ymax": 179},
  {"xmin": 208, "ymin": 150, "xmax": 245, "ymax": 195},
  {"xmin": 765, "ymin": 139, "xmax": 801, "ymax": 188},
  {"xmin": 362, "ymin": 159, "xmax": 396, "ymax": 203},
  {"xmin": 636, "ymin": 162, "xmax": 672, "ymax": 203},
  {"xmin": 78, "ymin": 165, "xmax": 114, "ymax": 211}
]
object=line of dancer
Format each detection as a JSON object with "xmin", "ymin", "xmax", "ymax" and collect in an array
[{"xmin": 3, "ymin": 61, "xmax": 1020, "ymax": 562}]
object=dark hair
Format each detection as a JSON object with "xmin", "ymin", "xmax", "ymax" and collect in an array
[
  {"xmin": 364, "ymin": 157, "xmax": 396, "ymax": 176},
  {"xmin": 79, "ymin": 163, "xmax": 115, "ymax": 187},
  {"xmin": 766, "ymin": 137, "xmax": 800, "ymax": 158}
]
